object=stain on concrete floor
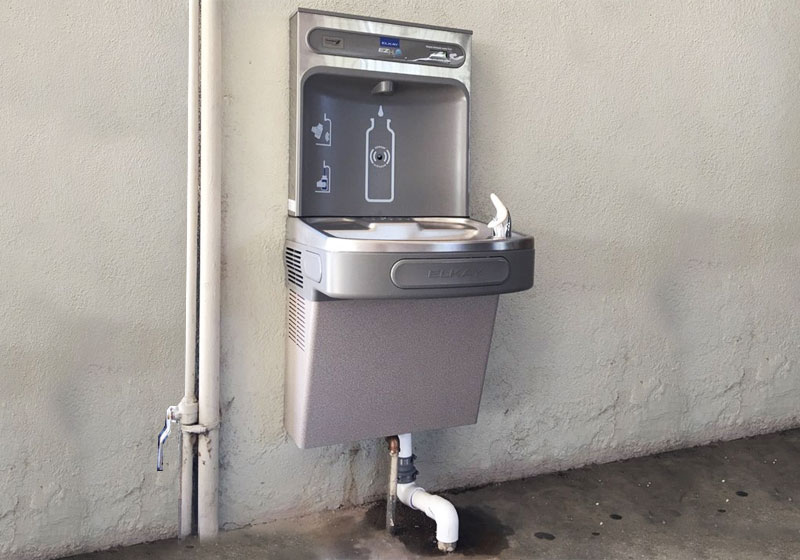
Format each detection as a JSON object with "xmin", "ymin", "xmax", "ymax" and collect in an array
[{"xmin": 68, "ymin": 429, "xmax": 800, "ymax": 559}]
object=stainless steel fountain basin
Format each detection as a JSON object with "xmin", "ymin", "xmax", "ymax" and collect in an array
[
  {"xmin": 310, "ymin": 217, "xmax": 488, "ymax": 241},
  {"xmin": 285, "ymin": 217, "xmax": 534, "ymax": 301}
]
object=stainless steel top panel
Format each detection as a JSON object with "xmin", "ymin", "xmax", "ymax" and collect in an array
[
  {"xmin": 296, "ymin": 8, "xmax": 473, "ymax": 35},
  {"xmin": 292, "ymin": 10, "xmax": 472, "ymax": 88}
]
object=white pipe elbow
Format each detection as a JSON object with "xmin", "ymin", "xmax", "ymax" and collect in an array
[{"xmin": 397, "ymin": 482, "xmax": 459, "ymax": 551}]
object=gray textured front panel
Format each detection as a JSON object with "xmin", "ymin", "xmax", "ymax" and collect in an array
[{"xmin": 285, "ymin": 292, "xmax": 499, "ymax": 448}]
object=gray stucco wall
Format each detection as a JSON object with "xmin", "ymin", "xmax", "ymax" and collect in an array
[
  {"xmin": 0, "ymin": 2, "xmax": 187, "ymax": 558},
  {"xmin": 2, "ymin": 1, "xmax": 799, "ymax": 558}
]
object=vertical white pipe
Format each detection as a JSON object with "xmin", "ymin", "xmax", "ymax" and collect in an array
[
  {"xmin": 180, "ymin": 0, "xmax": 201, "ymax": 540},
  {"xmin": 184, "ymin": 0, "xmax": 200, "ymax": 414},
  {"xmin": 198, "ymin": 0, "xmax": 222, "ymax": 540},
  {"xmin": 398, "ymin": 433, "xmax": 413, "ymax": 458},
  {"xmin": 179, "ymin": 432, "xmax": 195, "ymax": 537}
]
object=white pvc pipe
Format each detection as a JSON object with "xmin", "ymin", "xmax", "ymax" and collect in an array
[
  {"xmin": 180, "ymin": 0, "xmax": 200, "ymax": 540},
  {"xmin": 398, "ymin": 433, "xmax": 413, "ymax": 458},
  {"xmin": 197, "ymin": 0, "xmax": 222, "ymax": 540},
  {"xmin": 397, "ymin": 483, "xmax": 459, "ymax": 548},
  {"xmin": 179, "ymin": 431, "xmax": 194, "ymax": 538},
  {"xmin": 184, "ymin": 0, "xmax": 200, "ymax": 421},
  {"xmin": 395, "ymin": 434, "xmax": 459, "ymax": 551}
]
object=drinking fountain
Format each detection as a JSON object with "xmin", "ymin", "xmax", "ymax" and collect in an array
[{"xmin": 284, "ymin": 9, "xmax": 534, "ymax": 551}]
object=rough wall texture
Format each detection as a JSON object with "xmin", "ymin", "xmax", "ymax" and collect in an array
[
  {"xmin": 2, "ymin": 1, "xmax": 800, "ymax": 558},
  {"xmin": 0, "ymin": 2, "xmax": 186, "ymax": 559}
]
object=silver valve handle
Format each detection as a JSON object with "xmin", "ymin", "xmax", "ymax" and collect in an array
[
  {"xmin": 487, "ymin": 193, "xmax": 512, "ymax": 238},
  {"xmin": 156, "ymin": 405, "xmax": 180, "ymax": 471}
]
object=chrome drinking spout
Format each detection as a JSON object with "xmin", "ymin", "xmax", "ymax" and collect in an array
[{"xmin": 488, "ymin": 193, "xmax": 512, "ymax": 238}]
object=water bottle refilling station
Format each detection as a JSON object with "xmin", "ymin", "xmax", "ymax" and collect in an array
[{"xmin": 285, "ymin": 9, "xmax": 534, "ymax": 551}]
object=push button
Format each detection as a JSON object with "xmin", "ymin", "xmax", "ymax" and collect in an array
[{"xmin": 391, "ymin": 257, "xmax": 510, "ymax": 289}]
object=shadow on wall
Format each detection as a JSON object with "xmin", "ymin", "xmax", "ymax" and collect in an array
[
  {"xmin": 435, "ymin": 192, "xmax": 800, "ymax": 483},
  {"xmin": 2, "ymin": 293, "xmax": 181, "ymax": 557}
]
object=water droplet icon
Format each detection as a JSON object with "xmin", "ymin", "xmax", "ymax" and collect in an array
[{"xmin": 378, "ymin": 105, "xmax": 384, "ymax": 117}]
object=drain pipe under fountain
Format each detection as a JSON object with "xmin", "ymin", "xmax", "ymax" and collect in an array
[
  {"xmin": 156, "ymin": 0, "xmax": 222, "ymax": 541},
  {"xmin": 390, "ymin": 433, "xmax": 459, "ymax": 552},
  {"xmin": 382, "ymin": 198, "xmax": 509, "ymax": 551}
]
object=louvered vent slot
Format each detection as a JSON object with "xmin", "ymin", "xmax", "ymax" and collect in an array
[
  {"xmin": 285, "ymin": 247, "xmax": 303, "ymax": 288},
  {"xmin": 287, "ymin": 289, "xmax": 306, "ymax": 350}
]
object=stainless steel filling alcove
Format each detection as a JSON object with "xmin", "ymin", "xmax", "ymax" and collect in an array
[{"xmin": 284, "ymin": 9, "xmax": 534, "ymax": 448}]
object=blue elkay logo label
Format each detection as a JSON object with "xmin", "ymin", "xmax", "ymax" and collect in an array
[{"xmin": 380, "ymin": 37, "xmax": 400, "ymax": 48}]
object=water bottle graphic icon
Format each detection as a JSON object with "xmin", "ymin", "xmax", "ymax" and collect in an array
[
  {"xmin": 315, "ymin": 160, "xmax": 331, "ymax": 193},
  {"xmin": 365, "ymin": 105, "xmax": 395, "ymax": 203}
]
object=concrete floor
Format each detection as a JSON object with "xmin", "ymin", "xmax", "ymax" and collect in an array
[{"xmin": 70, "ymin": 430, "xmax": 800, "ymax": 559}]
